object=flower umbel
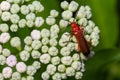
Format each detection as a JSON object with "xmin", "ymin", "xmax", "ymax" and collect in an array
[{"xmin": 0, "ymin": 0, "xmax": 100, "ymax": 80}]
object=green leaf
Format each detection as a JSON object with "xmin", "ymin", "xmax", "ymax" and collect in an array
[{"xmin": 82, "ymin": 49, "xmax": 120, "ymax": 80}]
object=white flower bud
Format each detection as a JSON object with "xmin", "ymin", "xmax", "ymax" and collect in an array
[
  {"xmin": 85, "ymin": 25, "xmax": 93, "ymax": 34},
  {"xmin": 50, "ymin": 10, "xmax": 59, "ymax": 17},
  {"xmin": 90, "ymin": 32, "xmax": 99, "ymax": 40},
  {"xmin": 62, "ymin": 10, "xmax": 73, "ymax": 20},
  {"xmin": 88, "ymin": 20, "xmax": 95, "ymax": 28},
  {"xmin": 31, "ymin": 40, "xmax": 41, "ymax": 50},
  {"xmin": 26, "ymin": 12, "xmax": 35, "ymax": 21},
  {"xmin": 46, "ymin": 16, "xmax": 56, "ymax": 25},
  {"xmin": 24, "ymin": 36, "xmax": 32, "ymax": 45},
  {"xmin": 93, "ymin": 26, "xmax": 100, "ymax": 34},
  {"xmin": 41, "ymin": 37, "xmax": 49, "ymax": 45},
  {"xmin": 68, "ymin": 1, "xmax": 79, "ymax": 12},
  {"xmin": 91, "ymin": 38, "xmax": 99, "ymax": 47},
  {"xmin": 32, "ymin": 61, "xmax": 41, "ymax": 70},
  {"xmin": 11, "ymin": 72, "xmax": 21, "ymax": 80},
  {"xmin": 18, "ymin": 19, "xmax": 26, "ymax": 28},
  {"xmin": 41, "ymin": 29, "xmax": 50, "ymax": 38},
  {"xmin": 41, "ymin": 72, "xmax": 50, "ymax": 80},
  {"xmin": 16, "ymin": 62, "xmax": 27, "ymax": 73},
  {"xmin": 86, "ymin": 10, "xmax": 92, "ymax": 19},
  {"xmin": 10, "ymin": 37, "xmax": 21, "ymax": 49},
  {"xmin": 26, "ymin": 20, "xmax": 34, "ymax": 28},
  {"xmin": 78, "ymin": 18, "xmax": 87, "ymax": 26},
  {"xmin": 50, "ymin": 24, "xmax": 60, "ymax": 34},
  {"xmin": 40, "ymin": 54, "xmax": 51, "ymax": 64},
  {"xmin": 85, "ymin": 35, "xmax": 91, "ymax": 42},
  {"xmin": 67, "ymin": 42, "xmax": 75, "ymax": 51},
  {"xmin": 51, "ymin": 56, "xmax": 60, "ymax": 65},
  {"xmin": 81, "ymin": 62, "xmax": 86, "ymax": 72},
  {"xmin": 31, "ymin": 30, "xmax": 41, "ymax": 40},
  {"xmin": 6, "ymin": 55, "xmax": 17, "ymax": 67},
  {"xmin": 0, "ymin": 55, "xmax": 6, "ymax": 65},
  {"xmin": 10, "ymin": 4, "xmax": 20, "ymax": 14},
  {"xmin": 31, "ymin": 50, "xmax": 41, "ymax": 59},
  {"xmin": 0, "ymin": 1, "xmax": 11, "ymax": 11},
  {"xmin": 0, "ymin": 23, "xmax": 9, "ymax": 32},
  {"xmin": 61, "ymin": 73, "xmax": 67, "ymax": 79},
  {"xmin": 32, "ymin": 1, "xmax": 44, "ymax": 12},
  {"xmin": 58, "ymin": 64, "xmax": 66, "ymax": 72},
  {"xmin": 85, "ymin": 6, "xmax": 91, "ymax": 11},
  {"xmin": 48, "ymin": 47, "xmax": 58, "ymax": 56},
  {"xmin": 72, "ymin": 53, "xmax": 80, "ymax": 61},
  {"xmin": 27, "ymin": 76, "xmax": 34, "ymax": 80},
  {"xmin": 41, "ymin": 46, "xmax": 49, "ymax": 53},
  {"xmin": 35, "ymin": 17, "xmax": 44, "ymax": 27},
  {"xmin": 76, "ymin": 10, "xmax": 86, "ymax": 19},
  {"xmin": 59, "ymin": 39, "xmax": 67, "ymax": 47},
  {"xmin": 49, "ymin": 38, "xmax": 57, "ymax": 46},
  {"xmin": 24, "ymin": 45, "xmax": 32, "ymax": 52},
  {"xmin": 28, "ymin": 4, "xmax": 35, "ymax": 12},
  {"xmin": 20, "ymin": 50, "xmax": 30, "ymax": 61},
  {"xmin": 2, "ymin": 67, "xmax": 12, "ymax": 78},
  {"xmin": 59, "ymin": 19, "xmax": 69, "ymax": 28},
  {"xmin": 21, "ymin": 5, "xmax": 29, "ymax": 15},
  {"xmin": 2, "ymin": 48, "xmax": 11, "ymax": 57},
  {"xmin": 75, "ymin": 72, "xmax": 83, "ymax": 79},
  {"xmin": 1, "ymin": 12, "xmax": 11, "ymax": 21},
  {"xmin": 61, "ymin": 1, "xmax": 69, "ymax": 10},
  {"xmin": 46, "ymin": 64, "xmax": 56, "ymax": 75},
  {"xmin": 27, "ymin": 66, "xmax": 36, "ymax": 76},
  {"xmin": 61, "ymin": 56, "xmax": 72, "ymax": 65},
  {"xmin": 0, "ymin": 32, "xmax": 10, "ymax": 44},
  {"xmin": 61, "ymin": 32, "xmax": 70, "ymax": 41},
  {"xmin": 60, "ymin": 47, "xmax": 70, "ymax": 56},
  {"xmin": 52, "ymin": 73, "xmax": 61, "ymax": 80},
  {"xmin": 10, "ymin": 14, "xmax": 20, "ymax": 24},
  {"xmin": 66, "ymin": 67, "xmax": 75, "ymax": 76},
  {"xmin": 50, "ymin": 32, "xmax": 58, "ymax": 39},
  {"xmin": 72, "ymin": 61, "xmax": 81, "ymax": 71},
  {"xmin": 10, "ymin": 24, "xmax": 18, "ymax": 32}
]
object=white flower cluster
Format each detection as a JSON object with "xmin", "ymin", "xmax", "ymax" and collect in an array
[
  {"xmin": 0, "ymin": 0, "xmax": 44, "ymax": 33},
  {"xmin": 0, "ymin": 0, "xmax": 100, "ymax": 80},
  {"xmin": 41, "ymin": 15, "xmax": 85, "ymax": 80},
  {"xmin": 60, "ymin": 1, "xmax": 100, "ymax": 47},
  {"xmin": 0, "ymin": 32, "xmax": 10, "ymax": 44}
]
